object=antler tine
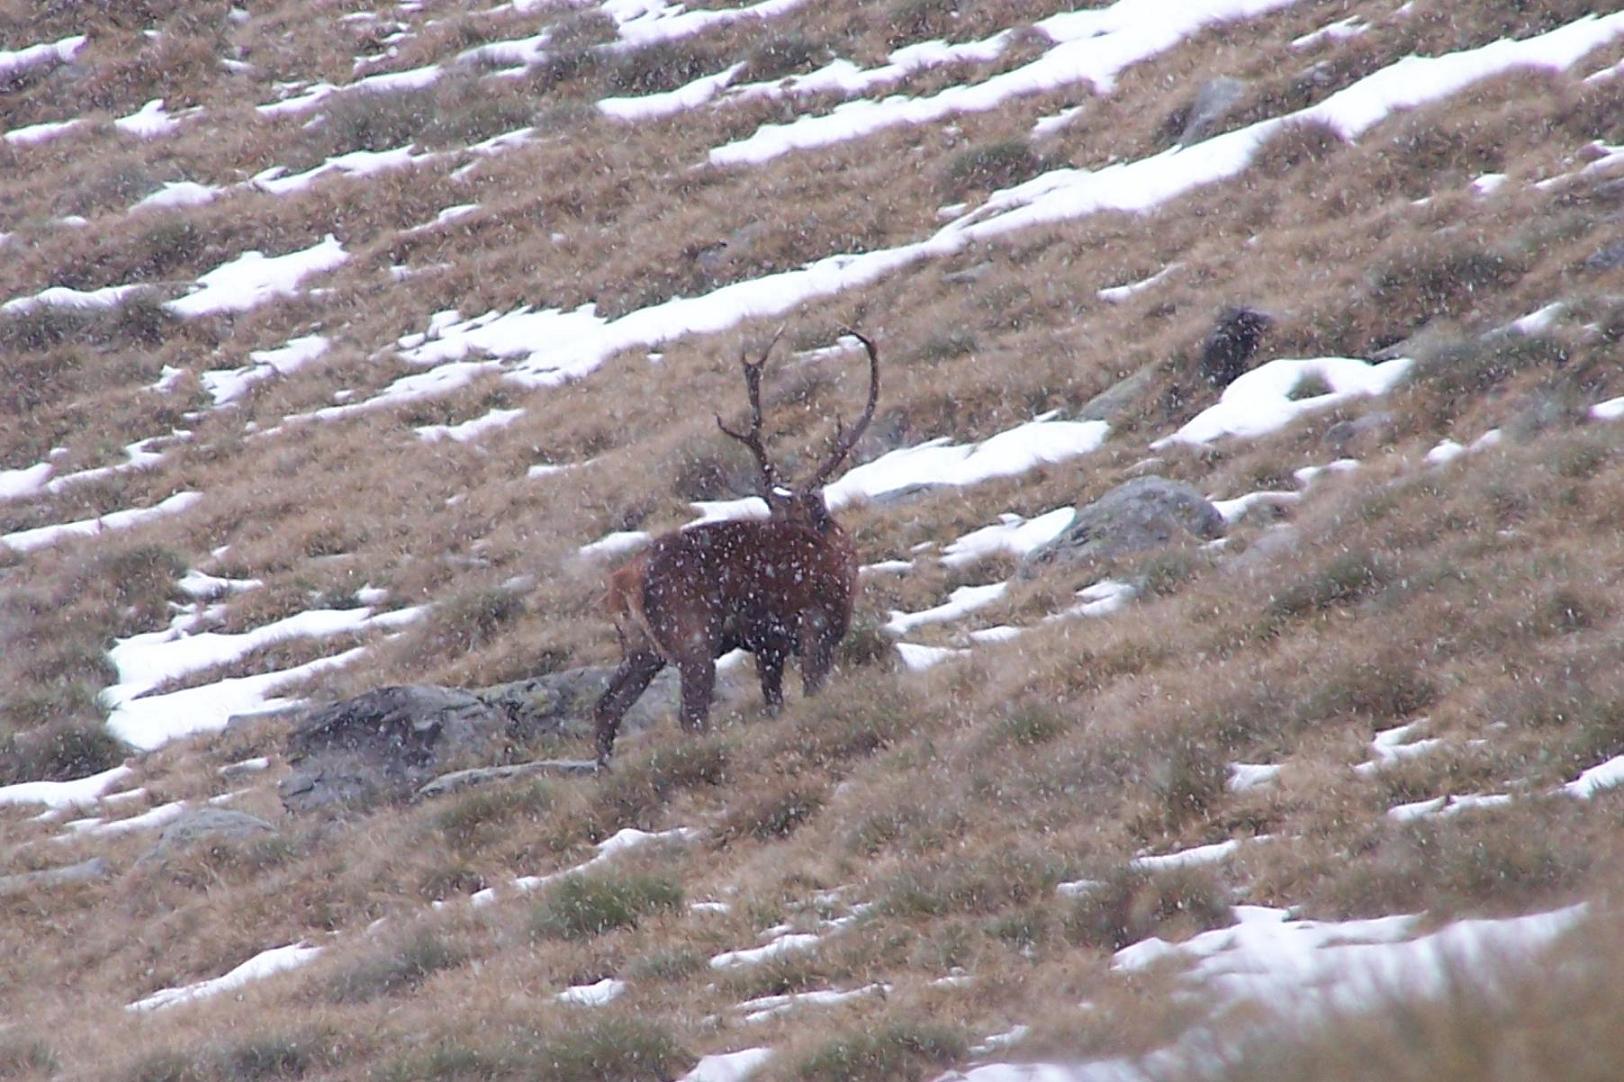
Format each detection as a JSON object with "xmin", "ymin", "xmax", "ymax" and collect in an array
[
  {"xmin": 806, "ymin": 328, "xmax": 880, "ymax": 489},
  {"xmin": 715, "ymin": 326, "xmax": 788, "ymax": 494}
]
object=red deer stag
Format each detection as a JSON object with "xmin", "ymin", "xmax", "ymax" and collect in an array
[{"xmin": 592, "ymin": 329, "xmax": 880, "ymax": 763}]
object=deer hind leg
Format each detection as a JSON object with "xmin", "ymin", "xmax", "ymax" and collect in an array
[
  {"xmin": 676, "ymin": 656, "xmax": 717, "ymax": 733},
  {"xmin": 753, "ymin": 635, "xmax": 790, "ymax": 716},
  {"xmin": 594, "ymin": 650, "xmax": 665, "ymax": 763},
  {"xmin": 801, "ymin": 637, "xmax": 836, "ymax": 696},
  {"xmin": 798, "ymin": 611, "xmax": 839, "ymax": 696}
]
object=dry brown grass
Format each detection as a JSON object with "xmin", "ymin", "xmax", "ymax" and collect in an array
[{"xmin": 5, "ymin": 0, "xmax": 1624, "ymax": 1076}]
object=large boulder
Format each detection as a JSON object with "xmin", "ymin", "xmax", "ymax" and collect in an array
[{"xmin": 1023, "ymin": 476, "xmax": 1225, "ymax": 572}]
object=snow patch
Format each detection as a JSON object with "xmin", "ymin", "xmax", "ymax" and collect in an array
[
  {"xmin": 127, "ymin": 943, "xmax": 323, "ymax": 1012},
  {"xmin": 167, "ymin": 236, "xmax": 348, "ymax": 318},
  {"xmin": 203, "ymin": 335, "xmax": 331, "ymax": 405},
  {"xmin": 556, "ymin": 978, "xmax": 626, "ymax": 1006},
  {"xmin": 2, "ymin": 492, "xmax": 202, "ymax": 555},
  {"xmin": 0, "ymin": 765, "xmax": 135, "ymax": 811}
]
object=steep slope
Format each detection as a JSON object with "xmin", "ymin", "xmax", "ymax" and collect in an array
[{"xmin": 1, "ymin": 0, "xmax": 1623, "ymax": 1078}]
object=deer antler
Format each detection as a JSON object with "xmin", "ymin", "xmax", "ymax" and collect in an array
[
  {"xmin": 806, "ymin": 329, "xmax": 880, "ymax": 489},
  {"xmin": 716, "ymin": 325, "xmax": 788, "ymax": 495}
]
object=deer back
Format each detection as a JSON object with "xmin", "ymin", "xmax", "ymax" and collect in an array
[{"xmin": 635, "ymin": 517, "xmax": 857, "ymax": 659}]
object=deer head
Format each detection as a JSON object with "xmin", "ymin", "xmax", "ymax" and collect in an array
[{"xmin": 714, "ymin": 327, "xmax": 879, "ymax": 533}]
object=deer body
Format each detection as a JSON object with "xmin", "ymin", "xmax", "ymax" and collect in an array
[{"xmin": 593, "ymin": 330, "xmax": 879, "ymax": 763}]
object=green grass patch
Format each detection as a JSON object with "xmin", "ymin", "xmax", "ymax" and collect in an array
[
  {"xmin": 1266, "ymin": 547, "xmax": 1394, "ymax": 621},
  {"xmin": 1064, "ymin": 865, "xmax": 1235, "ymax": 951},
  {"xmin": 326, "ymin": 930, "xmax": 467, "ymax": 1003},
  {"xmin": 434, "ymin": 780, "xmax": 554, "ymax": 850},
  {"xmin": 592, "ymin": 736, "xmax": 730, "ymax": 830},
  {"xmin": 530, "ymin": 872, "xmax": 683, "ymax": 940},
  {"xmin": 774, "ymin": 1018, "xmax": 968, "ymax": 1082}
]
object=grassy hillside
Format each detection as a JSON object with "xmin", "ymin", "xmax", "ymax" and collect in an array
[{"xmin": 2, "ymin": 0, "xmax": 1623, "ymax": 1078}]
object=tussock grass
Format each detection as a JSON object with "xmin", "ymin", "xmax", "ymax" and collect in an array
[
  {"xmin": 521, "ymin": 1016, "xmax": 689, "ymax": 1082},
  {"xmin": 939, "ymin": 137, "xmax": 1051, "ymax": 198},
  {"xmin": 1065, "ymin": 865, "xmax": 1235, "ymax": 951},
  {"xmin": 325, "ymin": 930, "xmax": 467, "ymax": 1004},
  {"xmin": 625, "ymin": 944, "xmax": 708, "ymax": 983},
  {"xmin": 878, "ymin": 844, "xmax": 1072, "ymax": 919},
  {"xmin": 765, "ymin": 1015, "xmax": 968, "ymax": 1082},
  {"xmin": 0, "ymin": 1033, "xmax": 57, "ymax": 1078},
  {"xmin": 590, "ymin": 737, "xmax": 731, "ymax": 831},
  {"xmin": 370, "ymin": 1015, "xmax": 687, "ymax": 1082},
  {"xmin": 1313, "ymin": 802, "xmax": 1599, "ymax": 920},
  {"xmin": 530, "ymin": 871, "xmax": 684, "ymax": 940},
  {"xmin": 0, "ymin": 717, "xmax": 126, "ymax": 784},
  {"xmin": 433, "ymin": 780, "xmax": 555, "ymax": 853},
  {"xmin": 0, "ymin": 290, "xmax": 175, "ymax": 351},
  {"xmin": 717, "ymin": 775, "xmax": 828, "ymax": 844}
]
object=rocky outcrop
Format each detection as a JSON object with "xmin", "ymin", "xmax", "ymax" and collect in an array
[
  {"xmin": 1078, "ymin": 363, "xmax": 1160, "ymax": 424},
  {"xmin": 1023, "ymin": 476, "xmax": 1225, "ymax": 572},
  {"xmin": 278, "ymin": 663, "xmax": 743, "ymax": 813},
  {"xmin": 278, "ymin": 685, "xmax": 496, "ymax": 814}
]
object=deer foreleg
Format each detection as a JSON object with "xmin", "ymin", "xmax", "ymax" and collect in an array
[{"xmin": 594, "ymin": 650, "xmax": 665, "ymax": 763}]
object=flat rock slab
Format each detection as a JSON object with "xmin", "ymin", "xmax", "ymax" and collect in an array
[
  {"xmin": 416, "ymin": 759, "xmax": 602, "ymax": 800},
  {"xmin": 0, "ymin": 856, "xmax": 111, "ymax": 896}
]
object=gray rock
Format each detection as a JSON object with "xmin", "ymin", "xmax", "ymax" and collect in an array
[
  {"xmin": 139, "ymin": 808, "xmax": 276, "ymax": 865},
  {"xmin": 1023, "ymin": 476, "xmax": 1225, "ymax": 572},
  {"xmin": 0, "ymin": 857, "xmax": 111, "ymax": 897},
  {"xmin": 218, "ymin": 757, "xmax": 270, "ymax": 781},
  {"xmin": 1222, "ymin": 524, "xmax": 1302, "ymax": 578},
  {"xmin": 1177, "ymin": 76, "xmax": 1249, "ymax": 146},
  {"xmin": 279, "ymin": 685, "xmax": 510, "ymax": 814},
  {"xmin": 1321, "ymin": 410, "xmax": 1396, "ymax": 454},
  {"xmin": 1506, "ymin": 385, "xmax": 1588, "ymax": 440},
  {"xmin": 481, "ymin": 665, "xmax": 688, "ymax": 744},
  {"xmin": 1077, "ymin": 362, "xmax": 1159, "ymax": 423},
  {"xmin": 943, "ymin": 260, "xmax": 995, "ymax": 284},
  {"xmin": 1371, "ymin": 323, "xmax": 1461, "ymax": 363},
  {"xmin": 1584, "ymin": 240, "xmax": 1624, "ymax": 271},
  {"xmin": 689, "ymin": 222, "xmax": 770, "ymax": 281}
]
